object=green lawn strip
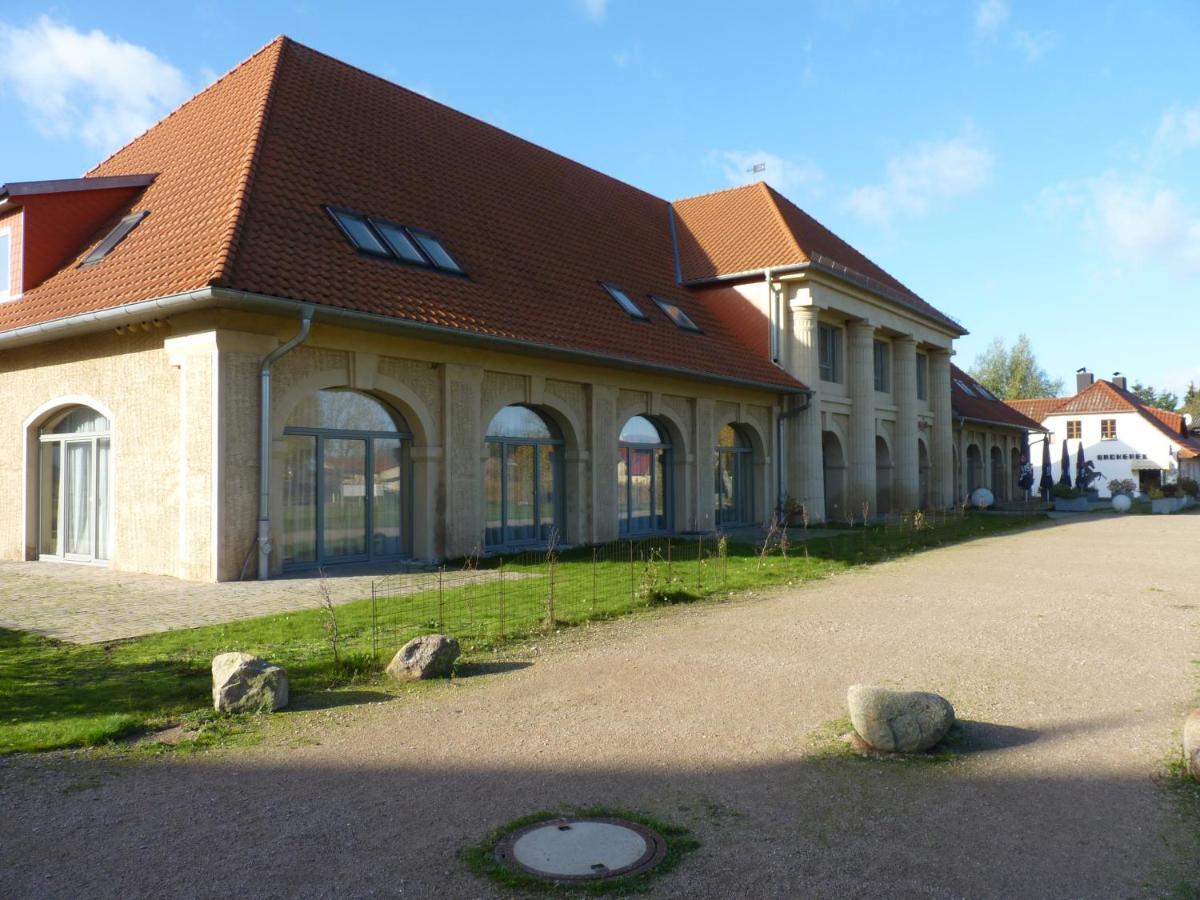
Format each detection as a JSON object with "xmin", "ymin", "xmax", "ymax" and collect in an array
[{"xmin": 0, "ymin": 512, "xmax": 1043, "ymax": 755}]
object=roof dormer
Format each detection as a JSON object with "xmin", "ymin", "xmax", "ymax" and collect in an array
[{"xmin": 0, "ymin": 174, "xmax": 156, "ymax": 294}]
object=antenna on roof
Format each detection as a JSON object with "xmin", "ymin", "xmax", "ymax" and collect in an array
[{"xmin": 747, "ymin": 162, "xmax": 766, "ymax": 175}]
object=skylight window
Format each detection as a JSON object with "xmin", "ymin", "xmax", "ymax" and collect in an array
[
  {"xmin": 328, "ymin": 208, "xmax": 390, "ymax": 257},
  {"xmin": 601, "ymin": 283, "xmax": 648, "ymax": 320},
  {"xmin": 368, "ymin": 218, "xmax": 428, "ymax": 264},
  {"xmin": 976, "ymin": 384, "xmax": 999, "ymax": 401},
  {"xmin": 408, "ymin": 229, "xmax": 463, "ymax": 273},
  {"xmin": 652, "ymin": 296, "xmax": 701, "ymax": 332},
  {"xmin": 954, "ymin": 378, "xmax": 978, "ymax": 398},
  {"xmin": 326, "ymin": 206, "xmax": 466, "ymax": 275},
  {"xmin": 79, "ymin": 211, "xmax": 149, "ymax": 267}
]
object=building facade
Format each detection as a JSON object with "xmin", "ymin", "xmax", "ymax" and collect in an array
[
  {"xmin": 0, "ymin": 37, "xmax": 976, "ymax": 581},
  {"xmin": 1009, "ymin": 370, "xmax": 1200, "ymax": 498}
]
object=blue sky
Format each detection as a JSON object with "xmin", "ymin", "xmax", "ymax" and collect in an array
[{"xmin": 1, "ymin": 1, "xmax": 1197, "ymax": 397}]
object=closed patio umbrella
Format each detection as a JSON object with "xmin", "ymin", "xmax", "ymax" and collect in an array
[
  {"xmin": 1075, "ymin": 443, "xmax": 1087, "ymax": 490},
  {"xmin": 1039, "ymin": 439, "xmax": 1054, "ymax": 498},
  {"xmin": 1058, "ymin": 439, "xmax": 1072, "ymax": 487}
]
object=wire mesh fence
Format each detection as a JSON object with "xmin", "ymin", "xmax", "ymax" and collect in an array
[{"xmin": 366, "ymin": 535, "xmax": 728, "ymax": 661}]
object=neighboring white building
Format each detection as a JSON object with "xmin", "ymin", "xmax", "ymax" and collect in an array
[{"xmin": 1009, "ymin": 370, "xmax": 1200, "ymax": 498}]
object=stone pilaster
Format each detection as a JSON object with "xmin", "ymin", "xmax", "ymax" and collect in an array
[
  {"xmin": 589, "ymin": 384, "xmax": 620, "ymax": 542},
  {"xmin": 892, "ymin": 336, "xmax": 919, "ymax": 512},
  {"xmin": 786, "ymin": 303, "xmax": 826, "ymax": 522},
  {"xmin": 441, "ymin": 363, "xmax": 483, "ymax": 558},
  {"xmin": 929, "ymin": 348, "xmax": 955, "ymax": 507},
  {"xmin": 847, "ymin": 320, "xmax": 877, "ymax": 517}
]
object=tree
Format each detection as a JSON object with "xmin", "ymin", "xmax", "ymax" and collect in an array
[
  {"xmin": 1129, "ymin": 382, "xmax": 1179, "ymax": 411},
  {"xmin": 1181, "ymin": 381, "xmax": 1200, "ymax": 426},
  {"xmin": 969, "ymin": 334, "xmax": 1064, "ymax": 400}
]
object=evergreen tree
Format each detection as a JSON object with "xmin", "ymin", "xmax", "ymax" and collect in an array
[
  {"xmin": 969, "ymin": 334, "xmax": 1064, "ymax": 399},
  {"xmin": 1129, "ymin": 382, "xmax": 1180, "ymax": 411},
  {"xmin": 1181, "ymin": 381, "xmax": 1200, "ymax": 425}
]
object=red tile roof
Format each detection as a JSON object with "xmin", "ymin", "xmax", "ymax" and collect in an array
[
  {"xmin": 950, "ymin": 365, "xmax": 1044, "ymax": 431},
  {"xmin": 1005, "ymin": 397, "xmax": 1067, "ymax": 421},
  {"xmin": 672, "ymin": 183, "xmax": 965, "ymax": 335},
  {"xmin": 1008, "ymin": 380, "xmax": 1200, "ymax": 458},
  {"xmin": 0, "ymin": 37, "xmax": 805, "ymax": 392}
]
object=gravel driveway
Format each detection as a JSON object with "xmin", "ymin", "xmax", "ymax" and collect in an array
[{"xmin": 2, "ymin": 515, "xmax": 1198, "ymax": 897}]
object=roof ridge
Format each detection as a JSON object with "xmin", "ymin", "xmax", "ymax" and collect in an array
[
  {"xmin": 673, "ymin": 181, "xmax": 770, "ymax": 205},
  {"xmin": 84, "ymin": 35, "xmax": 288, "ymax": 179},
  {"xmin": 208, "ymin": 37, "xmax": 290, "ymax": 286},
  {"xmin": 758, "ymin": 182, "xmax": 808, "ymax": 263}
]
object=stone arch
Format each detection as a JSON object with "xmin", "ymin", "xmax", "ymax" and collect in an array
[
  {"xmin": 990, "ymin": 444, "xmax": 1007, "ymax": 502},
  {"xmin": 22, "ymin": 396, "xmax": 119, "ymax": 563},
  {"xmin": 966, "ymin": 443, "xmax": 984, "ymax": 495}
]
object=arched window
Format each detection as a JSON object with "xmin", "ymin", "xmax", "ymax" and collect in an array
[
  {"xmin": 485, "ymin": 405, "xmax": 562, "ymax": 546},
  {"xmin": 967, "ymin": 444, "xmax": 984, "ymax": 495},
  {"xmin": 875, "ymin": 435, "xmax": 893, "ymax": 516},
  {"xmin": 990, "ymin": 446, "xmax": 1007, "ymax": 502},
  {"xmin": 618, "ymin": 416, "xmax": 670, "ymax": 534},
  {"xmin": 715, "ymin": 424, "xmax": 753, "ymax": 526},
  {"xmin": 282, "ymin": 389, "xmax": 411, "ymax": 567},
  {"xmin": 822, "ymin": 431, "xmax": 846, "ymax": 521},
  {"xmin": 39, "ymin": 406, "xmax": 111, "ymax": 562}
]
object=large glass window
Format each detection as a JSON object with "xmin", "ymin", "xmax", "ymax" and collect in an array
[
  {"xmin": 818, "ymin": 323, "xmax": 843, "ymax": 383},
  {"xmin": 38, "ymin": 406, "xmax": 111, "ymax": 563},
  {"xmin": 282, "ymin": 389, "xmax": 411, "ymax": 568},
  {"xmin": 715, "ymin": 424, "xmax": 753, "ymax": 526},
  {"xmin": 618, "ymin": 416, "xmax": 670, "ymax": 534},
  {"xmin": 916, "ymin": 353, "xmax": 929, "ymax": 401},
  {"xmin": 873, "ymin": 340, "xmax": 891, "ymax": 393},
  {"xmin": 485, "ymin": 405, "xmax": 562, "ymax": 546}
]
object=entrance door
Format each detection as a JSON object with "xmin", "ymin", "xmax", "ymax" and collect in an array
[{"xmin": 38, "ymin": 407, "xmax": 111, "ymax": 564}]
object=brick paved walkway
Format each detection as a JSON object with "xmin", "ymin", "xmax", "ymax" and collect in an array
[{"xmin": 0, "ymin": 561, "xmax": 482, "ymax": 644}]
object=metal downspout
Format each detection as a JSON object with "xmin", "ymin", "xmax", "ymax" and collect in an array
[{"xmin": 257, "ymin": 306, "xmax": 314, "ymax": 580}]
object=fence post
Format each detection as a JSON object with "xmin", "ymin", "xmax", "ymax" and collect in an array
[
  {"xmin": 591, "ymin": 546, "xmax": 597, "ymax": 616},
  {"xmin": 438, "ymin": 565, "xmax": 445, "ymax": 630},
  {"xmin": 546, "ymin": 548, "xmax": 556, "ymax": 627},
  {"xmin": 499, "ymin": 559, "xmax": 506, "ymax": 639},
  {"xmin": 697, "ymin": 535, "xmax": 704, "ymax": 592},
  {"xmin": 629, "ymin": 540, "xmax": 635, "ymax": 603},
  {"xmin": 371, "ymin": 580, "xmax": 378, "ymax": 662},
  {"xmin": 667, "ymin": 539, "xmax": 672, "ymax": 585}
]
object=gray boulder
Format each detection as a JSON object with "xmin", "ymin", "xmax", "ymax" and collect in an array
[
  {"xmin": 212, "ymin": 652, "xmax": 288, "ymax": 712},
  {"xmin": 387, "ymin": 634, "xmax": 460, "ymax": 681},
  {"xmin": 1185, "ymin": 709, "xmax": 1200, "ymax": 780},
  {"xmin": 847, "ymin": 684, "xmax": 954, "ymax": 753}
]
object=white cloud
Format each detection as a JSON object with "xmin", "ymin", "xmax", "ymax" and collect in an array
[
  {"xmin": 0, "ymin": 17, "xmax": 189, "ymax": 152},
  {"xmin": 1152, "ymin": 104, "xmax": 1200, "ymax": 159},
  {"xmin": 579, "ymin": 0, "xmax": 608, "ymax": 22},
  {"xmin": 845, "ymin": 131, "xmax": 993, "ymax": 225},
  {"xmin": 711, "ymin": 150, "xmax": 825, "ymax": 197},
  {"xmin": 1087, "ymin": 173, "xmax": 1200, "ymax": 274},
  {"xmin": 975, "ymin": 0, "xmax": 1010, "ymax": 38},
  {"xmin": 1011, "ymin": 29, "xmax": 1055, "ymax": 62}
]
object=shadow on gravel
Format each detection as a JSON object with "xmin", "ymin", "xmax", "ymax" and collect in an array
[
  {"xmin": 949, "ymin": 720, "xmax": 1040, "ymax": 753},
  {"xmin": 455, "ymin": 661, "xmax": 534, "ymax": 678},
  {"xmin": 285, "ymin": 690, "xmax": 395, "ymax": 711}
]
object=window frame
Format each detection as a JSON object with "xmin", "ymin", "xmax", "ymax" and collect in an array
[
  {"xmin": 873, "ymin": 339, "xmax": 891, "ymax": 393},
  {"xmin": 600, "ymin": 282, "xmax": 649, "ymax": 321},
  {"xmin": 1066, "ymin": 420, "xmax": 1082, "ymax": 440},
  {"xmin": 1100, "ymin": 419, "xmax": 1117, "ymax": 440},
  {"xmin": 37, "ymin": 407, "xmax": 112, "ymax": 565},
  {"xmin": 325, "ymin": 206, "xmax": 468, "ymax": 277},
  {"xmin": 818, "ymin": 322, "xmax": 844, "ymax": 384},
  {"xmin": 618, "ymin": 416, "xmax": 671, "ymax": 535},
  {"xmin": 916, "ymin": 353, "xmax": 929, "ymax": 401},
  {"xmin": 405, "ymin": 226, "xmax": 466, "ymax": 274},
  {"xmin": 484, "ymin": 406, "xmax": 564, "ymax": 548}
]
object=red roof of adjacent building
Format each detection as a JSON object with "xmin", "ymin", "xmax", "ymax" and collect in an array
[
  {"xmin": 950, "ymin": 365, "xmax": 1044, "ymax": 431},
  {"xmin": 1007, "ymin": 380, "xmax": 1200, "ymax": 458},
  {"xmin": 0, "ymin": 36, "xmax": 830, "ymax": 392},
  {"xmin": 672, "ymin": 183, "xmax": 966, "ymax": 335}
]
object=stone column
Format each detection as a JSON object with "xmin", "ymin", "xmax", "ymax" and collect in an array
[
  {"xmin": 441, "ymin": 363, "xmax": 483, "ymax": 558},
  {"xmin": 589, "ymin": 384, "xmax": 620, "ymax": 542},
  {"xmin": 847, "ymin": 320, "xmax": 877, "ymax": 517},
  {"xmin": 892, "ymin": 336, "xmax": 919, "ymax": 512},
  {"xmin": 786, "ymin": 303, "xmax": 826, "ymax": 522},
  {"xmin": 693, "ymin": 398, "xmax": 715, "ymax": 532},
  {"xmin": 929, "ymin": 349, "xmax": 955, "ymax": 507}
]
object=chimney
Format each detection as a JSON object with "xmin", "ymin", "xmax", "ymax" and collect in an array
[
  {"xmin": 1112, "ymin": 372, "xmax": 1127, "ymax": 391},
  {"xmin": 1076, "ymin": 367, "xmax": 1094, "ymax": 393}
]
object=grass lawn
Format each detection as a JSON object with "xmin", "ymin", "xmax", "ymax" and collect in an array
[{"xmin": 0, "ymin": 511, "xmax": 1045, "ymax": 755}]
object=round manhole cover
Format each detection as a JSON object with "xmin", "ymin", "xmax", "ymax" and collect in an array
[{"xmin": 495, "ymin": 817, "xmax": 668, "ymax": 882}]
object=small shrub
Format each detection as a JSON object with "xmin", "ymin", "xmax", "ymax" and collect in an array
[
  {"xmin": 1178, "ymin": 477, "xmax": 1199, "ymax": 498},
  {"xmin": 1161, "ymin": 483, "xmax": 1181, "ymax": 498},
  {"xmin": 1051, "ymin": 483, "xmax": 1081, "ymax": 500},
  {"xmin": 1107, "ymin": 478, "xmax": 1136, "ymax": 496}
]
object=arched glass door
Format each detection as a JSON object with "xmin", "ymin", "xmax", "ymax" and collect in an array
[
  {"xmin": 39, "ymin": 407, "xmax": 111, "ymax": 563},
  {"xmin": 282, "ymin": 389, "xmax": 411, "ymax": 568},
  {"xmin": 715, "ymin": 424, "xmax": 753, "ymax": 526},
  {"xmin": 484, "ymin": 405, "xmax": 562, "ymax": 546},
  {"xmin": 618, "ymin": 415, "xmax": 670, "ymax": 534}
]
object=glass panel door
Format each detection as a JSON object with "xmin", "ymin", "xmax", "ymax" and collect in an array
[
  {"xmin": 322, "ymin": 437, "xmax": 368, "ymax": 560},
  {"xmin": 505, "ymin": 444, "xmax": 536, "ymax": 543},
  {"xmin": 372, "ymin": 437, "xmax": 404, "ymax": 557},
  {"xmin": 282, "ymin": 434, "xmax": 318, "ymax": 565},
  {"xmin": 630, "ymin": 449, "xmax": 653, "ymax": 531},
  {"xmin": 653, "ymin": 449, "xmax": 667, "ymax": 531},
  {"xmin": 39, "ymin": 442, "xmax": 61, "ymax": 557},
  {"xmin": 485, "ymin": 443, "xmax": 504, "ymax": 546},
  {"xmin": 538, "ymin": 445, "xmax": 557, "ymax": 541},
  {"xmin": 617, "ymin": 449, "xmax": 629, "ymax": 534},
  {"xmin": 64, "ymin": 441, "xmax": 93, "ymax": 558},
  {"xmin": 95, "ymin": 438, "xmax": 110, "ymax": 560}
]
